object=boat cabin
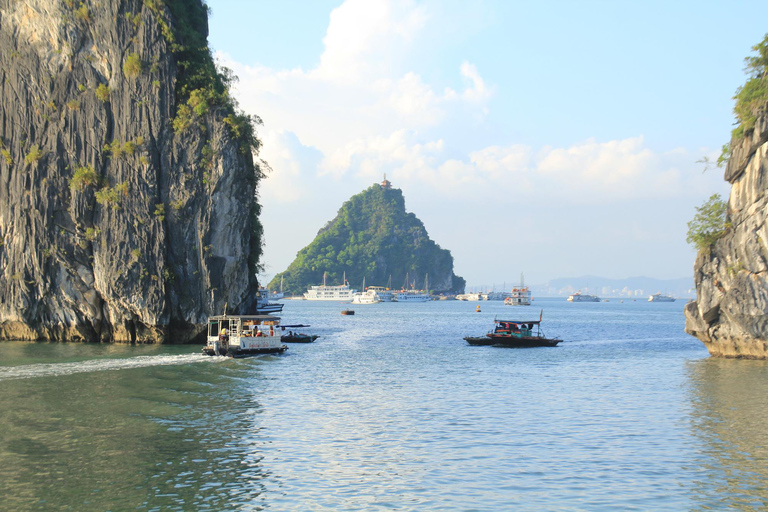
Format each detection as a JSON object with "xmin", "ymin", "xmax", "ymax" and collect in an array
[
  {"xmin": 204, "ymin": 315, "xmax": 287, "ymax": 356},
  {"xmin": 491, "ymin": 318, "xmax": 542, "ymax": 338}
]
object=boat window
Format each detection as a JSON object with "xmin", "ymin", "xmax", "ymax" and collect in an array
[{"xmin": 208, "ymin": 320, "xmax": 218, "ymax": 337}]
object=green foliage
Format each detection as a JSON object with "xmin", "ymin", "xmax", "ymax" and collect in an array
[
  {"xmin": 66, "ymin": 99, "xmax": 80, "ymax": 110},
  {"xmin": 131, "ymin": 248, "xmax": 142, "ymax": 260},
  {"xmin": 1, "ymin": 148, "xmax": 12, "ymax": 166},
  {"xmin": 170, "ymin": 199, "xmax": 184, "ymax": 211},
  {"xmin": 268, "ymin": 185, "xmax": 464, "ymax": 294},
  {"xmin": 0, "ymin": 141, "xmax": 12, "ymax": 166},
  {"xmin": 172, "ymin": 104, "xmax": 194, "ymax": 133},
  {"xmin": 686, "ymin": 194, "xmax": 729, "ymax": 250},
  {"xmin": 731, "ymin": 33, "xmax": 768, "ymax": 141},
  {"xmin": 24, "ymin": 145, "xmax": 42, "ymax": 164},
  {"xmin": 95, "ymin": 83, "xmax": 110, "ymax": 102},
  {"xmin": 123, "ymin": 53, "xmax": 143, "ymax": 78},
  {"xmin": 84, "ymin": 227, "xmax": 100, "ymax": 241},
  {"xmin": 154, "ymin": 203, "xmax": 166, "ymax": 221},
  {"xmin": 104, "ymin": 139, "xmax": 142, "ymax": 159},
  {"xmin": 69, "ymin": 165, "xmax": 99, "ymax": 191},
  {"xmin": 75, "ymin": 2, "xmax": 90, "ymax": 23}
]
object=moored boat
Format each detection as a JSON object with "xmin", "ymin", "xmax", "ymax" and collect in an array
[
  {"xmin": 304, "ymin": 272, "xmax": 356, "ymax": 301},
  {"xmin": 351, "ymin": 277, "xmax": 381, "ymax": 304},
  {"xmin": 203, "ymin": 315, "xmax": 288, "ymax": 357},
  {"xmin": 464, "ymin": 310, "xmax": 561, "ymax": 348}
]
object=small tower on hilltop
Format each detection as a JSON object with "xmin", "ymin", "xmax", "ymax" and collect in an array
[{"xmin": 380, "ymin": 173, "xmax": 392, "ymax": 189}]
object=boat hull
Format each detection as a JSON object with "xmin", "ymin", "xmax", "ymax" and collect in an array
[
  {"xmin": 488, "ymin": 334, "xmax": 561, "ymax": 348},
  {"xmin": 281, "ymin": 334, "xmax": 319, "ymax": 343},
  {"xmin": 202, "ymin": 345, "xmax": 288, "ymax": 357},
  {"xmin": 464, "ymin": 336, "xmax": 495, "ymax": 346}
]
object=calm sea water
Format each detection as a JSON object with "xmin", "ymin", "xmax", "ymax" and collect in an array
[{"xmin": 1, "ymin": 298, "xmax": 768, "ymax": 511}]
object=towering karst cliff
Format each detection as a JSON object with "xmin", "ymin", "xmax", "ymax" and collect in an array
[
  {"xmin": 685, "ymin": 111, "xmax": 768, "ymax": 358},
  {"xmin": 0, "ymin": 0, "xmax": 264, "ymax": 342},
  {"xmin": 269, "ymin": 180, "xmax": 466, "ymax": 295}
]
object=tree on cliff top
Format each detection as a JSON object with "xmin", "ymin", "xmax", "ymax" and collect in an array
[{"xmin": 720, "ymin": 33, "xmax": 768, "ymax": 163}]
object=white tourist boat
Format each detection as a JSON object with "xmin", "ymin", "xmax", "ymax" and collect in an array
[
  {"xmin": 304, "ymin": 273, "xmax": 357, "ymax": 301},
  {"xmin": 648, "ymin": 293, "xmax": 675, "ymax": 302},
  {"xmin": 456, "ymin": 293, "xmax": 483, "ymax": 301},
  {"xmin": 351, "ymin": 278, "xmax": 381, "ymax": 304},
  {"xmin": 256, "ymin": 291, "xmax": 283, "ymax": 313},
  {"xmin": 396, "ymin": 290, "xmax": 431, "ymax": 302},
  {"xmin": 505, "ymin": 273, "xmax": 532, "ymax": 306},
  {"xmin": 203, "ymin": 314, "xmax": 288, "ymax": 357},
  {"xmin": 567, "ymin": 291, "xmax": 601, "ymax": 302},
  {"xmin": 368, "ymin": 285, "xmax": 395, "ymax": 302},
  {"xmin": 396, "ymin": 274, "xmax": 431, "ymax": 302}
]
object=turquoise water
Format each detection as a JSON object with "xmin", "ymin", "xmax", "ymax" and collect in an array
[{"xmin": 1, "ymin": 298, "xmax": 768, "ymax": 510}]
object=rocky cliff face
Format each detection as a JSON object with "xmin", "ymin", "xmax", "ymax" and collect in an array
[
  {"xmin": 685, "ymin": 112, "xmax": 768, "ymax": 358},
  {"xmin": 0, "ymin": 0, "xmax": 262, "ymax": 342}
]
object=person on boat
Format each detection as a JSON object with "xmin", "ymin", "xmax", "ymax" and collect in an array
[{"xmin": 219, "ymin": 328, "xmax": 229, "ymax": 345}]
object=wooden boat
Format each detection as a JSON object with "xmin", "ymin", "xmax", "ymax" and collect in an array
[
  {"xmin": 203, "ymin": 314, "xmax": 288, "ymax": 357},
  {"xmin": 341, "ymin": 309, "xmax": 355, "ymax": 315},
  {"xmin": 465, "ymin": 310, "xmax": 561, "ymax": 348}
]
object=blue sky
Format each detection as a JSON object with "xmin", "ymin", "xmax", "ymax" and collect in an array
[{"xmin": 206, "ymin": 0, "xmax": 765, "ymax": 288}]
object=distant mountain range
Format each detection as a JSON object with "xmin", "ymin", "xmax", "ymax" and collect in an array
[{"xmin": 530, "ymin": 275, "xmax": 694, "ymax": 298}]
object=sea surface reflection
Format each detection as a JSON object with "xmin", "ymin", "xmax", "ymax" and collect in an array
[
  {"xmin": 687, "ymin": 357, "xmax": 768, "ymax": 509},
  {"xmin": 1, "ymin": 300, "xmax": 768, "ymax": 510}
]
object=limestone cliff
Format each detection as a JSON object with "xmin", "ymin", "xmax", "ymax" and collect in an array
[
  {"xmin": 685, "ymin": 112, "xmax": 768, "ymax": 358},
  {"xmin": 0, "ymin": 0, "xmax": 263, "ymax": 342}
]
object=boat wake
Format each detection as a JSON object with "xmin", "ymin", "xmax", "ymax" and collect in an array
[{"xmin": 0, "ymin": 353, "xmax": 212, "ymax": 382}]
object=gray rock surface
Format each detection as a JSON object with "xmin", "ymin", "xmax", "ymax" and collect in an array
[
  {"xmin": 0, "ymin": 0, "xmax": 261, "ymax": 342},
  {"xmin": 685, "ymin": 111, "xmax": 768, "ymax": 358}
]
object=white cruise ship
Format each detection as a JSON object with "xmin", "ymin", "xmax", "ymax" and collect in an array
[
  {"xmin": 304, "ymin": 273, "xmax": 356, "ymax": 301},
  {"xmin": 567, "ymin": 291, "xmax": 601, "ymax": 302},
  {"xmin": 648, "ymin": 293, "xmax": 675, "ymax": 302},
  {"xmin": 395, "ymin": 273, "xmax": 431, "ymax": 302},
  {"xmin": 396, "ymin": 290, "xmax": 431, "ymax": 302}
]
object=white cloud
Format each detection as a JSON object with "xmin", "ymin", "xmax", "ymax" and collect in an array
[{"xmin": 220, "ymin": 0, "xmax": 731, "ymax": 285}]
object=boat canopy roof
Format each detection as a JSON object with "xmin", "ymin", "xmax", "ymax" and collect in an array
[
  {"xmin": 494, "ymin": 318, "xmax": 541, "ymax": 325},
  {"xmin": 208, "ymin": 315, "xmax": 280, "ymax": 322}
]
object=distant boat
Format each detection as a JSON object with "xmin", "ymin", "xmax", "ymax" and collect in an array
[
  {"xmin": 351, "ymin": 277, "xmax": 381, "ymax": 304},
  {"xmin": 505, "ymin": 272, "xmax": 532, "ymax": 306},
  {"xmin": 341, "ymin": 309, "xmax": 355, "ymax": 315},
  {"xmin": 567, "ymin": 291, "xmax": 601, "ymax": 302},
  {"xmin": 256, "ymin": 290, "xmax": 284, "ymax": 313},
  {"xmin": 396, "ymin": 273, "xmax": 430, "ymax": 302},
  {"xmin": 304, "ymin": 272, "xmax": 357, "ymax": 301},
  {"xmin": 368, "ymin": 285, "xmax": 395, "ymax": 302},
  {"xmin": 648, "ymin": 293, "xmax": 675, "ymax": 302}
]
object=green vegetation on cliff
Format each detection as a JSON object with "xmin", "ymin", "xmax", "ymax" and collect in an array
[
  {"xmin": 719, "ymin": 33, "xmax": 768, "ymax": 164},
  {"xmin": 268, "ymin": 185, "xmax": 465, "ymax": 295},
  {"xmin": 686, "ymin": 194, "xmax": 729, "ymax": 250}
]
